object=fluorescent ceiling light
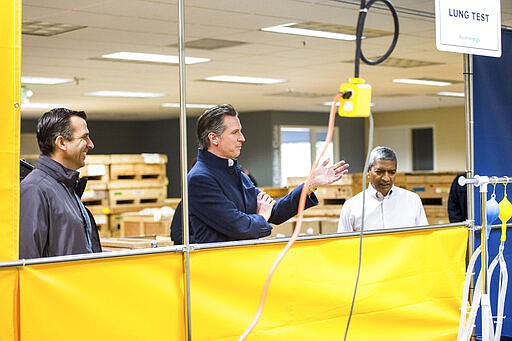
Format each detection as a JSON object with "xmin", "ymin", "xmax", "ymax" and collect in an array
[
  {"xmin": 261, "ymin": 23, "xmax": 356, "ymax": 41},
  {"xmin": 21, "ymin": 103, "xmax": 64, "ymax": 109},
  {"xmin": 161, "ymin": 103, "xmax": 216, "ymax": 109},
  {"xmin": 21, "ymin": 76, "xmax": 74, "ymax": 85},
  {"xmin": 84, "ymin": 91, "xmax": 165, "ymax": 98},
  {"xmin": 101, "ymin": 52, "xmax": 210, "ymax": 65},
  {"xmin": 437, "ymin": 91, "xmax": 464, "ymax": 97},
  {"xmin": 393, "ymin": 78, "xmax": 452, "ymax": 87},
  {"xmin": 204, "ymin": 75, "xmax": 286, "ymax": 85}
]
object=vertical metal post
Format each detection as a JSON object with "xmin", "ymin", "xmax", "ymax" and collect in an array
[
  {"xmin": 463, "ymin": 52, "xmax": 476, "ymax": 341},
  {"xmin": 480, "ymin": 187, "xmax": 487, "ymax": 294},
  {"xmin": 479, "ymin": 185, "xmax": 491, "ymax": 341},
  {"xmin": 177, "ymin": 0, "xmax": 192, "ymax": 339},
  {"xmin": 463, "ymin": 54, "xmax": 475, "ymax": 243}
]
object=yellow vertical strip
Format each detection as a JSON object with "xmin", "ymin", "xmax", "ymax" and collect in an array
[
  {"xmin": 0, "ymin": 268, "xmax": 19, "ymax": 341},
  {"xmin": 0, "ymin": 0, "xmax": 21, "ymax": 261}
]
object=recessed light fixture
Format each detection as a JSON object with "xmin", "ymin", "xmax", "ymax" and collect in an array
[
  {"xmin": 21, "ymin": 103, "xmax": 64, "ymax": 109},
  {"xmin": 161, "ymin": 103, "xmax": 216, "ymax": 109},
  {"xmin": 392, "ymin": 78, "xmax": 452, "ymax": 87},
  {"xmin": 100, "ymin": 52, "xmax": 210, "ymax": 65},
  {"xmin": 84, "ymin": 91, "xmax": 165, "ymax": 98},
  {"xmin": 436, "ymin": 91, "xmax": 464, "ymax": 97},
  {"xmin": 21, "ymin": 76, "xmax": 74, "ymax": 85},
  {"xmin": 204, "ymin": 75, "xmax": 286, "ymax": 85},
  {"xmin": 22, "ymin": 21, "xmax": 87, "ymax": 37},
  {"xmin": 261, "ymin": 23, "xmax": 357, "ymax": 41}
]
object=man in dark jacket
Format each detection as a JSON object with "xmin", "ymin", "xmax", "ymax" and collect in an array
[
  {"xmin": 448, "ymin": 173, "xmax": 467, "ymax": 223},
  {"xmin": 171, "ymin": 104, "xmax": 349, "ymax": 244},
  {"xmin": 20, "ymin": 108, "xmax": 102, "ymax": 259}
]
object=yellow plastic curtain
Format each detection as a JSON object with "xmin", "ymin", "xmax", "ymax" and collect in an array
[
  {"xmin": 0, "ymin": 0, "xmax": 21, "ymax": 261},
  {"xmin": 18, "ymin": 253, "xmax": 185, "ymax": 341},
  {"xmin": 190, "ymin": 227, "xmax": 467, "ymax": 340},
  {"xmin": 2, "ymin": 226, "xmax": 467, "ymax": 340}
]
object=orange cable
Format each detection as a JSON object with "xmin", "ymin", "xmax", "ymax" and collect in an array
[{"xmin": 238, "ymin": 92, "xmax": 342, "ymax": 340}]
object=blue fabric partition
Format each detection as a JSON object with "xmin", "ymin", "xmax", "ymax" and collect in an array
[{"xmin": 473, "ymin": 28, "xmax": 512, "ymax": 338}]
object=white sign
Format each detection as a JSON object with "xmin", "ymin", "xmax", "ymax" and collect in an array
[{"xmin": 435, "ymin": 0, "xmax": 501, "ymax": 57}]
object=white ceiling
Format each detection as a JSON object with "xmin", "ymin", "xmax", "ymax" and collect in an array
[{"xmin": 21, "ymin": 0, "xmax": 512, "ymax": 120}]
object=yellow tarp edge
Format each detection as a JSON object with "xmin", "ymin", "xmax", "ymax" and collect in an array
[{"xmin": 0, "ymin": 0, "xmax": 21, "ymax": 261}]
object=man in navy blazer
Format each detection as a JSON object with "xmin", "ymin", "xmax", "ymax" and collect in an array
[{"xmin": 171, "ymin": 104, "xmax": 349, "ymax": 244}]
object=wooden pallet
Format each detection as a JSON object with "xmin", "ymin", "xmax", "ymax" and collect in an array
[
  {"xmin": 82, "ymin": 189, "xmax": 109, "ymax": 213},
  {"xmin": 100, "ymin": 236, "xmax": 173, "ymax": 251},
  {"xmin": 109, "ymin": 163, "xmax": 166, "ymax": 181},
  {"xmin": 84, "ymin": 154, "xmax": 111, "ymax": 164},
  {"xmin": 315, "ymin": 185, "xmax": 352, "ymax": 199},
  {"xmin": 84, "ymin": 204, "xmax": 110, "ymax": 215},
  {"xmin": 109, "ymin": 153, "xmax": 168, "ymax": 164},
  {"xmin": 163, "ymin": 198, "xmax": 181, "ymax": 209},
  {"xmin": 303, "ymin": 205, "xmax": 342, "ymax": 217},
  {"xmin": 109, "ymin": 187, "xmax": 166, "ymax": 206},
  {"xmin": 416, "ymin": 192, "xmax": 449, "ymax": 206},
  {"xmin": 119, "ymin": 214, "xmax": 172, "ymax": 237},
  {"xmin": 78, "ymin": 163, "xmax": 109, "ymax": 182},
  {"xmin": 320, "ymin": 218, "xmax": 339, "ymax": 234},
  {"xmin": 107, "ymin": 178, "xmax": 169, "ymax": 190},
  {"xmin": 287, "ymin": 174, "xmax": 353, "ymax": 187},
  {"xmin": 92, "ymin": 214, "xmax": 111, "ymax": 238},
  {"xmin": 424, "ymin": 205, "xmax": 448, "ymax": 218}
]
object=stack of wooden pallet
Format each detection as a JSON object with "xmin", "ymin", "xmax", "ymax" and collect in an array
[
  {"xmin": 403, "ymin": 172, "xmax": 458, "ymax": 224},
  {"xmin": 78, "ymin": 153, "xmax": 169, "ymax": 237},
  {"xmin": 287, "ymin": 175, "xmax": 354, "ymax": 217}
]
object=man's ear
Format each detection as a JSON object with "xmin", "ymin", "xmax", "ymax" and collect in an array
[
  {"xmin": 208, "ymin": 132, "xmax": 218, "ymax": 146},
  {"xmin": 54, "ymin": 135, "xmax": 66, "ymax": 151}
]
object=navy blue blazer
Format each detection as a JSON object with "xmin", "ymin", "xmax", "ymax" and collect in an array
[{"xmin": 171, "ymin": 149, "xmax": 318, "ymax": 244}]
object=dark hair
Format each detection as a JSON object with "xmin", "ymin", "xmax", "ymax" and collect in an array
[
  {"xmin": 368, "ymin": 146, "xmax": 397, "ymax": 170},
  {"xmin": 36, "ymin": 108, "xmax": 87, "ymax": 155},
  {"xmin": 196, "ymin": 104, "xmax": 238, "ymax": 150}
]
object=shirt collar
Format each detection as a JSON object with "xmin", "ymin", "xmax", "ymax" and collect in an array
[
  {"xmin": 368, "ymin": 184, "xmax": 394, "ymax": 200},
  {"xmin": 197, "ymin": 149, "xmax": 238, "ymax": 170},
  {"xmin": 37, "ymin": 154, "xmax": 80, "ymax": 189}
]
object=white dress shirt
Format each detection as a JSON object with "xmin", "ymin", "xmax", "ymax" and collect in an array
[{"xmin": 337, "ymin": 185, "xmax": 428, "ymax": 232}]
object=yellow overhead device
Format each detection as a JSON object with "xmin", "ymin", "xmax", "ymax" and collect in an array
[{"xmin": 338, "ymin": 77, "xmax": 372, "ymax": 118}]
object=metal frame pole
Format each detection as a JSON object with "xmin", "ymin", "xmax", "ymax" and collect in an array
[{"xmin": 177, "ymin": 0, "xmax": 192, "ymax": 339}]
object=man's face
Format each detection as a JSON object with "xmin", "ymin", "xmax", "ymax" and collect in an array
[
  {"xmin": 210, "ymin": 115, "xmax": 245, "ymax": 159},
  {"xmin": 368, "ymin": 159, "xmax": 397, "ymax": 196},
  {"xmin": 62, "ymin": 116, "xmax": 95, "ymax": 170}
]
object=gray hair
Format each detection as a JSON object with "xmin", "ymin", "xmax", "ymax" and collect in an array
[
  {"xmin": 196, "ymin": 104, "xmax": 238, "ymax": 150},
  {"xmin": 368, "ymin": 146, "xmax": 397, "ymax": 170}
]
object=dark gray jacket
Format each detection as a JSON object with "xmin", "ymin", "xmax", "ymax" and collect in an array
[{"xmin": 19, "ymin": 155, "xmax": 102, "ymax": 259}]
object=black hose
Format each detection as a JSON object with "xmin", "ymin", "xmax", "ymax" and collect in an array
[
  {"xmin": 354, "ymin": 0, "xmax": 399, "ymax": 77},
  {"xmin": 344, "ymin": 2, "xmax": 399, "ymax": 340}
]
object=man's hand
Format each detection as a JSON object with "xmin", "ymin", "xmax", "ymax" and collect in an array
[
  {"xmin": 256, "ymin": 191, "xmax": 276, "ymax": 221},
  {"xmin": 309, "ymin": 159, "xmax": 349, "ymax": 191}
]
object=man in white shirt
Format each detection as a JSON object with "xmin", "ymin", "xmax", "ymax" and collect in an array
[{"xmin": 337, "ymin": 146, "xmax": 428, "ymax": 232}]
